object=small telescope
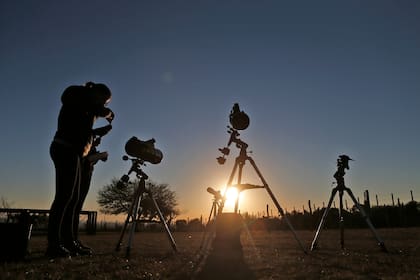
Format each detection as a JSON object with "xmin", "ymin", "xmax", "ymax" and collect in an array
[
  {"xmin": 207, "ymin": 187, "xmax": 223, "ymax": 201},
  {"xmin": 125, "ymin": 136, "xmax": 163, "ymax": 164}
]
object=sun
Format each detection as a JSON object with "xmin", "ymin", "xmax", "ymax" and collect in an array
[{"xmin": 224, "ymin": 186, "xmax": 239, "ymax": 207}]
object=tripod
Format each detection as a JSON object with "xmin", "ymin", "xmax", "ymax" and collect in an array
[
  {"xmin": 217, "ymin": 127, "xmax": 307, "ymax": 254},
  {"xmin": 199, "ymin": 188, "xmax": 225, "ymax": 251},
  {"xmin": 115, "ymin": 156, "xmax": 177, "ymax": 258},
  {"xmin": 311, "ymin": 155, "xmax": 387, "ymax": 252},
  {"xmin": 205, "ymin": 187, "xmax": 224, "ymax": 223}
]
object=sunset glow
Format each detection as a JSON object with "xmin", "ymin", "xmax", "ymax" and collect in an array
[
  {"xmin": 223, "ymin": 186, "xmax": 239, "ymax": 210},
  {"xmin": 1, "ymin": 1, "xmax": 418, "ymax": 223}
]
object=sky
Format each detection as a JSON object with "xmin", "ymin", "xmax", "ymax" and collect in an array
[{"xmin": 1, "ymin": 1, "xmax": 419, "ymax": 222}]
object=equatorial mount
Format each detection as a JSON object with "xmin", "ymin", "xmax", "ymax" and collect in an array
[
  {"xmin": 119, "ymin": 155, "xmax": 148, "ymax": 183},
  {"xmin": 217, "ymin": 126, "xmax": 249, "ymax": 165}
]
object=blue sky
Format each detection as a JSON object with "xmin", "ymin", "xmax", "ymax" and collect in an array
[{"xmin": 1, "ymin": 1, "xmax": 419, "ymax": 220}]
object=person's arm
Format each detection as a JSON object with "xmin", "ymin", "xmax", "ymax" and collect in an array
[{"xmin": 92, "ymin": 124, "xmax": 112, "ymax": 137}]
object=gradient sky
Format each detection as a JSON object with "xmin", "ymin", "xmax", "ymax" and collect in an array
[{"xmin": 1, "ymin": 1, "xmax": 419, "ymax": 221}]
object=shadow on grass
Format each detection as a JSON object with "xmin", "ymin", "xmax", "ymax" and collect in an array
[{"xmin": 196, "ymin": 240, "xmax": 256, "ymax": 280}]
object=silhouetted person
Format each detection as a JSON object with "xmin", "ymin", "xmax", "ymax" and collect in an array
[{"xmin": 47, "ymin": 82, "xmax": 114, "ymax": 258}]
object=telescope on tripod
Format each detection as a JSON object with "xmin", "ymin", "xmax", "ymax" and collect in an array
[
  {"xmin": 208, "ymin": 103, "xmax": 307, "ymax": 253},
  {"xmin": 115, "ymin": 137, "xmax": 177, "ymax": 258}
]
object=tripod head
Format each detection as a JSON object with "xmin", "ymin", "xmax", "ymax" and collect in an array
[
  {"xmin": 337, "ymin": 155, "xmax": 352, "ymax": 170},
  {"xmin": 117, "ymin": 155, "xmax": 149, "ymax": 192},
  {"xmin": 207, "ymin": 187, "xmax": 224, "ymax": 202},
  {"xmin": 333, "ymin": 155, "xmax": 353, "ymax": 186}
]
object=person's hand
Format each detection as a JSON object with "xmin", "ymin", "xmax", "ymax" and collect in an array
[
  {"xmin": 105, "ymin": 109, "xmax": 114, "ymax": 123},
  {"xmin": 93, "ymin": 124, "xmax": 112, "ymax": 137}
]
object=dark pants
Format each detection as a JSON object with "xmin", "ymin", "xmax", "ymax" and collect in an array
[{"xmin": 48, "ymin": 142, "xmax": 93, "ymax": 247}]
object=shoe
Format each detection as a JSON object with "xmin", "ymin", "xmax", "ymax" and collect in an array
[
  {"xmin": 75, "ymin": 240, "xmax": 94, "ymax": 254},
  {"xmin": 65, "ymin": 241, "xmax": 92, "ymax": 256},
  {"xmin": 45, "ymin": 245, "xmax": 71, "ymax": 259}
]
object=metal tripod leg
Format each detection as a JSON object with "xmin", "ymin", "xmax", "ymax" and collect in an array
[
  {"xmin": 218, "ymin": 159, "xmax": 240, "ymax": 215},
  {"xmin": 116, "ymin": 184, "xmax": 177, "ymax": 256},
  {"xmin": 339, "ymin": 190, "xmax": 344, "ymax": 249},
  {"xmin": 149, "ymin": 192, "xmax": 178, "ymax": 252},
  {"xmin": 234, "ymin": 162, "xmax": 244, "ymax": 213},
  {"xmin": 311, "ymin": 188, "xmax": 338, "ymax": 251},
  {"xmin": 200, "ymin": 201, "xmax": 217, "ymax": 250},
  {"xmin": 248, "ymin": 157, "xmax": 307, "ymax": 254},
  {"xmin": 125, "ymin": 191, "xmax": 144, "ymax": 258},
  {"xmin": 115, "ymin": 182, "xmax": 144, "ymax": 252},
  {"xmin": 345, "ymin": 187, "xmax": 387, "ymax": 252}
]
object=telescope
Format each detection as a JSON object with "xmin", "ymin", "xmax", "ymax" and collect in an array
[
  {"xmin": 116, "ymin": 137, "xmax": 178, "ymax": 256},
  {"xmin": 207, "ymin": 187, "xmax": 223, "ymax": 200},
  {"xmin": 229, "ymin": 103, "xmax": 249, "ymax": 130},
  {"xmin": 125, "ymin": 136, "xmax": 163, "ymax": 164}
]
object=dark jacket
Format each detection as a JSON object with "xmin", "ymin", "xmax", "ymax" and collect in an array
[{"xmin": 54, "ymin": 85, "xmax": 111, "ymax": 156}]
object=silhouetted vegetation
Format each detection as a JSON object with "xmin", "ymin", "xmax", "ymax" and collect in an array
[
  {"xmin": 97, "ymin": 178, "xmax": 179, "ymax": 224},
  {"xmin": 91, "ymin": 199, "xmax": 420, "ymax": 233},
  {"xmin": 2, "ymin": 198, "xmax": 417, "ymax": 234},
  {"xmin": 241, "ymin": 200, "xmax": 420, "ymax": 231}
]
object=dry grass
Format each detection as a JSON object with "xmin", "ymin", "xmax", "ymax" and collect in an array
[
  {"xmin": 1, "ymin": 228, "xmax": 419, "ymax": 279},
  {"xmin": 242, "ymin": 228, "xmax": 420, "ymax": 280}
]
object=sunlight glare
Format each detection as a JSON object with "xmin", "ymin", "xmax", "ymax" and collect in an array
[{"xmin": 224, "ymin": 186, "xmax": 239, "ymax": 208}]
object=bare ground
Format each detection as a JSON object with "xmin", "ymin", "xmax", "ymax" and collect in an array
[{"xmin": 1, "ymin": 228, "xmax": 419, "ymax": 279}]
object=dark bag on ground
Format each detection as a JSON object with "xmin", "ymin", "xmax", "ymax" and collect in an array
[{"xmin": 0, "ymin": 213, "xmax": 33, "ymax": 262}]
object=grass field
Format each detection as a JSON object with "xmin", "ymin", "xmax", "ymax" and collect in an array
[{"xmin": 1, "ymin": 228, "xmax": 419, "ymax": 279}]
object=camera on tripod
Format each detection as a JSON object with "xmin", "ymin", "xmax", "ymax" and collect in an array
[
  {"xmin": 337, "ymin": 155, "xmax": 353, "ymax": 170},
  {"xmin": 334, "ymin": 155, "xmax": 353, "ymax": 183}
]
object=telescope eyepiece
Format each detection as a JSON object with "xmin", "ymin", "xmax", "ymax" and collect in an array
[{"xmin": 217, "ymin": 156, "xmax": 226, "ymax": 165}]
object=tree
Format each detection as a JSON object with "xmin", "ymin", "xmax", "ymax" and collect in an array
[{"xmin": 97, "ymin": 178, "xmax": 179, "ymax": 223}]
